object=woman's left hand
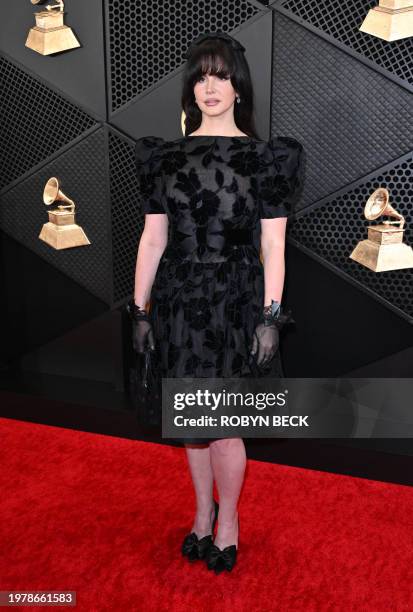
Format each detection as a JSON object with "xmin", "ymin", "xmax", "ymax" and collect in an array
[{"xmin": 249, "ymin": 322, "xmax": 280, "ymax": 368}]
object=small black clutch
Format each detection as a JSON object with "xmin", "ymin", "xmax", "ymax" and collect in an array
[{"xmin": 129, "ymin": 347, "xmax": 162, "ymax": 427}]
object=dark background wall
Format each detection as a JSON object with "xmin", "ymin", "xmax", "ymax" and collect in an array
[{"xmin": 1, "ymin": 0, "xmax": 412, "ymax": 473}]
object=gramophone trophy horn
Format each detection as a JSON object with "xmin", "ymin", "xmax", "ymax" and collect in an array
[
  {"xmin": 39, "ymin": 177, "xmax": 91, "ymax": 250},
  {"xmin": 349, "ymin": 187, "xmax": 413, "ymax": 272},
  {"xmin": 26, "ymin": 0, "xmax": 80, "ymax": 56}
]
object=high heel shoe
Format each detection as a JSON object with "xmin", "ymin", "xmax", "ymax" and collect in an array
[
  {"xmin": 181, "ymin": 499, "xmax": 219, "ymax": 562},
  {"xmin": 206, "ymin": 514, "xmax": 239, "ymax": 574}
]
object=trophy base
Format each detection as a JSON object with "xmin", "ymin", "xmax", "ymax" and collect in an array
[
  {"xmin": 359, "ymin": 4, "xmax": 413, "ymax": 41},
  {"xmin": 349, "ymin": 239, "xmax": 413, "ymax": 271},
  {"xmin": 26, "ymin": 25, "xmax": 80, "ymax": 55},
  {"xmin": 39, "ymin": 222, "xmax": 90, "ymax": 250}
]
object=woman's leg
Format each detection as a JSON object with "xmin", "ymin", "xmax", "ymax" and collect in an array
[
  {"xmin": 209, "ymin": 437, "xmax": 246, "ymax": 549},
  {"xmin": 185, "ymin": 444, "xmax": 216, "ymax": 538}
]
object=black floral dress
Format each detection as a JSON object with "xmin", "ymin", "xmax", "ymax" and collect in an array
[{"xmin": 135, "ymin": 134, "xmax": 304, "ymax": 442}]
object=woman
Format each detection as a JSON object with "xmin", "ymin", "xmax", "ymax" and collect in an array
[{"xmin": 130, "ymin": 31, "xmax": 304, "ymax": 574}]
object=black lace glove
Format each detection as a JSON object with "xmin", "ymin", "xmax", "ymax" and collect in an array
[
  {"xmin": 250, "ymin": 322, "xmax": 279, "ymax": 368},
  {"xmin": 126, "ymin": 300, "xmax": 155, "ymax": 354},
  {"xmin": 249, "ymin": 300, "xmax": 295, "ymax": 368}
]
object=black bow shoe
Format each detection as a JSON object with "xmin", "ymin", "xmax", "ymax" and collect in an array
[
  {"xmin": 206, "ymin": 514, "xmax": 239, "ymax": 574},
  {"xmin": 181, "ymin": 499, "xmax": 219, "ymax": 562}
]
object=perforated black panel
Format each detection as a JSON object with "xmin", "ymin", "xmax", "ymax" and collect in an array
[
  {"xmin": 0, "ymin": 55, "xmax": 97, "ymax": 191},
  {"xmin": 107, "ymin": 0, "xmax": 261, "ymax": 112},
  {"xmin": 280, "ymin": 0, "xmax": 413, "ymax": 89},
  {"xmin": 289, "ymin": 153, "xmax": 413, "ymax": 319},
  {"xmin": 0, "ymin": 129, "xmax": 112, "ymax": 304},
  {"xmin": 109, "ymin": 130, "xmax": 145, "ymax": 303},
  {"xmin": 271, "ymin": 14, "xmax": 413, "ymax": 211}
]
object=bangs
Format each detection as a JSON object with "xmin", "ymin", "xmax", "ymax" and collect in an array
[{"xmin": 192, "ymin": 49, "xmax": 235, "ymax": 82}]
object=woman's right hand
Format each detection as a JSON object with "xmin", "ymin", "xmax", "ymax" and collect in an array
[
  {"xmin": 126, "ymin": 300, "xmax": 156, "ymax": 353},
  {"xmin": 132, "ymin": 319, "xmax": 155, "ymax": 353}
]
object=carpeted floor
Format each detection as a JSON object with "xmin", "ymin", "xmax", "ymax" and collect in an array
[{"xmin": 1, "ymin": 416, "xmax": 413, "ymax": 611}]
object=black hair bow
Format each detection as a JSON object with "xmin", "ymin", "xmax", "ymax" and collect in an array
[{"xmin": 183, "ymin": 31, "xmax": 246, "ymax": 59}]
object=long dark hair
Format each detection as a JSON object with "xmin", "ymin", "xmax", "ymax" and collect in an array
[{"xmin": 181, "ymin": 35, "xmax": 260, "ymax": 139}]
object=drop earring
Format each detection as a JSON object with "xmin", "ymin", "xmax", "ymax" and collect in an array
[{"xmin": 236, "ymin": 96, "xmax": 241, "ymax": 104}]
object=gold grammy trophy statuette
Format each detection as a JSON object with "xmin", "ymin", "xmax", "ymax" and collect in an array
[
  {"xmin": 359, "ymin": 0, "xmax": 413, "ymax": 41},
  {"xmin": 26, "ymin": 0, "xmax": 80, "ymax": 56},
  {"xmin": 39, "ymin": 177, "xmax": 90, "ymax": 250},
  {"xmin": 349, "ymin": 187, "xmax": 413, "ymax": 272}
]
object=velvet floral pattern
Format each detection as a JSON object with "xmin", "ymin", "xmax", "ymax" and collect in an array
[{"xmin": 134, "ymin": 135, "xmax": 304, "ymax": 381}]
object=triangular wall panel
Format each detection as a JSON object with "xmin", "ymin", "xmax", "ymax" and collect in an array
[{"xmin": 0, "ymin": 55, "xmax": 98, "ymax": 191}]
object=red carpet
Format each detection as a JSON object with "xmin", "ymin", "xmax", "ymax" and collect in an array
[{"xmin": 1, "ymin": 416, "xmax": 413, "ymax": 611}]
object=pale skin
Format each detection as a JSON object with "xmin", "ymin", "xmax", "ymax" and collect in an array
[{"xmin": 134, "ymin": 72, "xmax": 287, "ymax": 550}]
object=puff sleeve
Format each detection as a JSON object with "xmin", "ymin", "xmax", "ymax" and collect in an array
[
  {"xmin": 258, "ymin": 137, "xmax": 304, "ymax": 219},
  {"xmin": 135, "ymin": 136, "xmax": 166, "ymax": 214}
]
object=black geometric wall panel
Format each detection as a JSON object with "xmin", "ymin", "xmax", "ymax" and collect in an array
[
  {"xmin": 106, "ymin": 0, "xmax": 262, "ymax": 113},
  {"xmin": 280, "ymin": 0, "xmax": 413, "ymax": 90},
  {"xmin": 271, "ymin": 13, "xmax": 413, "ymax": 210},
  {"xmin": 289, "ymin": 152, "xmax": 413, "ymax": 321},
  {"xmin": 0, "ymin": 128, "xmax": 112, "ymax": 304},
  {"xmin": 109, "ymin": 129, "xmax": 144, "ymax": 304},
  {"xmin": 0, "ymin": 55, "xmax": 98, "ymax": 191}
]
